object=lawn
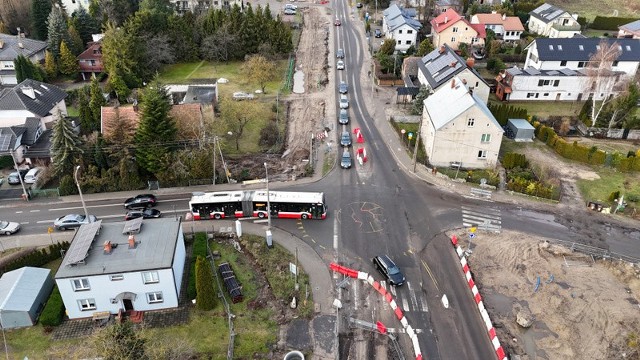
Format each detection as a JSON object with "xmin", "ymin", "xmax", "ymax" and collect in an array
[
  {"xmin": 576, "ymin": 168, "xmax": 640, "ymax": 215},
  {"xmin": 488, "ymin": 95, "xmax": 584, "ymax": 119},
  {"xmin": 548, "ymin": 0, "xmax": 639, "ymax": 21}
]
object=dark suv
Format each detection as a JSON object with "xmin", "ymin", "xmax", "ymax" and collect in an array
[
  {"xmin": 372, "ymin": 255, "xmax": 405, "ymax": 286},
  {"xmin": 124, "ymin": 194, "xmax": 158, "ymax": 209}
]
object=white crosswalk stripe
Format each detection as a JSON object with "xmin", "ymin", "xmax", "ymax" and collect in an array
[{"xmin": 461, "ymin": 206, "xmax": 502, "ymax": 233}]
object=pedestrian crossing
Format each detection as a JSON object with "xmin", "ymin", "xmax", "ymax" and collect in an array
[
  {"xmin": 376, "ymin": 280, "xmax": 429, "ymax": 313},
  {"xmin": 461, "ymin": 205, "xmax": 501, "ymax": 233}
]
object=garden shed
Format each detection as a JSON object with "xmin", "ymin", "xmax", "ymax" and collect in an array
[
  {"xmin": 0, "ymin": 267, "xmax": 54, "ymax": 329},
  {"xmin": 507, "ymin": 119, "xmax": 535, "ymax": 141}
]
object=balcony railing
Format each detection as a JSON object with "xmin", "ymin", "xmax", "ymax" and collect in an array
[
  {"xmin": 78, "ymin": 64, "xmax": 104, "ymax": 72},
  {"xmin": 551, "ymin": 23, "xmax": 582, "ymax": 32}
]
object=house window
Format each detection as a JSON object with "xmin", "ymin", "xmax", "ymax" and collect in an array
[
  {"xmin": 543, "ymin": 93, "xmax": 549, "ymax": 96},
  {"xmin": 577, "ymin": 61, "xmax": 586, "ymax": 68},
  {"xmin": 526, "ymin": 93, "xmax": 535, "ymax": 98},
  {"xmin": 451, "ymin": 37, "xmax": 456, "ymax": 42},
  {"xmin": 557, "ymin": 45, "xmax": 563, "ymax": 51},
  {"xmin": 579, "ymin": 45, "xmax": 584, "ymax": 51},
  {"xmin": 452, "ymin": 27, "xmax": 458, "ymax": 33},
  {"xmin": 397, "ymin": 40, "xmax": 401, "ymax": 45},
  {"xmin": 467, "ymin": 118, "xmax": 475, "ymax": 127},
  {"xmin": 407, "ymin": 30, "xmax": 413, "ymax": 34},
  {"xmin": 477, "ymin": 150, "xmax": 487, "ymax": 159},
  {"xmin": 481, "ymin": 134, "xmax": 491, "ymax": 143},
  {"xmin": 471, "ymin": 37, "xmax": 477, "ymax": 43},
  {"xmin": 399, "ymin": 30, "xmax": 403, "ymax": 34},
  {"xmin": 406, "ymin": 40, "xmax": 412, "ymax": 45},
  {"xmin": 72, "ymin": 278, "xmax": 90, "ymax": 291},
  {"xmin": 147, "ymin": 292, "xmax": 164, "ymax": 304},
  {"xmin": 89, "ymin": 60, "xmax": 96, "ymax": 66},
  {"xmin": 475, "ymin": 82, "xmax": 479, "ymax": 87},
  {"xmin": 612, "ymin": 61, "xmax": 618, "ymax": 67},
  {"xmin": 78, "ymin": 298, "xmax": 96, "ymax": 311},
  {"xmin": 538, "ymin": 80, "xmax": 544, "ymax": 87},
  {"xmin": 560, "ymin": 61, "xmax": 567, "ymax": 66},
  {"xmin": 553, "ymin": 80, "xmax": 559, "ymax": 87},
  {"xmin": 109, "ymin": 274, "xmax": 124, "ymax": 281},
  {"xmin": 142, "ymin": 271, "xmax": 159, "ymax": 284},
  {"xmin": 529, "ymin": 53, "xmax": 538, "ymax": 63}
]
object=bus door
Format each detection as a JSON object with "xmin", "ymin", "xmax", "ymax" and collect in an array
[
  {"xmin": 241, "ymin": 191, "xmax": 254, "ymax": 217},
  {"xmin": 196, "ymin": 205, "xmax": 211, "ymax": 219},
  {"xmin": 311, "ymin": 204, "xmax": 322, "ymax": 219}
]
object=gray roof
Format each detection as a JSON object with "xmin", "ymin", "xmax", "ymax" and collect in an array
[
  {"xmin": 435, "ymin": 0, "xmax": 460, "ymax": 6},
  {"xmin": 21, "ymin": 117, "xmax": 41, "ymax": 144},
  {"xmin": 533, "ymin": 38, "xmax": 640, "ymax": 62},
  {"xmin": 418, "ymin": 44, "xmax": 488, "ymax": 90},
  {"xmin": 55, "ymin": 218, "xmax": 183, "ymax": 279},
  {"xmin": 507, "ymin": 66, "xmax": 586, "ymax": 77},
  {"xmin": 0, "ymin": 34, "xmax": 48, "ymax": 61},
  {"xmin": 529, "ymin": 3, "xmax": 569, "ymax": 23},
  {"xmin": 620, "ymin": 19, "xmax": 640, "ymax": 32},
  {"xmin": 383, "ymin": 4, "xmax": 422, "ymax": 32},
  {"xmin": 184, "ymin": 85, "xmax": 217, "ymax": 104},
  {"xmin": 508, "ymin": 118, "xmax": 535, "ymax": 130},
  {"xmin": 0, "ymin": 267, "xmax": 51, "ymax": 312},
  {"xmin": 0, "ymin": 79, "xmax": 67, "ymax": 117},
  {"xmin": 23, "ymin": 129, "xmax": 51, "ymax": 159}
]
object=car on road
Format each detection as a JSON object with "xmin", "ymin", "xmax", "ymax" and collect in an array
[
  {"xmin": 339, "ymin": 94, "xmax": 349, "ymax": 109},
  {"xmin": 232, "ymin": 91, "xmax": 255, "ymax": 100},
  {"xmin": 336, "ymin": 60, "xmax": 344, "ymax": 70},
  {"xmin": 372, "ymin": 255, "xmax": 405, "ymax": 286},
  {"xmin": 334, "ymin": 18, "xmax": 341, "ymax": 26},
  {"xmin": 7, "ymin": 170, "xmax": 28, "ymax": 185},
  {"xmin": 336, "ymin": 48, "xmax": 344, "ymax": 59},
  {"xmin": 124, "ymin": 194, "xmax": 158, "ymax": 209},
  {"xmin": 54, "ymin": 214, "xmax": 98, "ymax": 231},
  {"xmin": 284, "ymin": 8, "xmax": 296, "ymax": 15},
  {"xmin": 285, "ymin": 3, "xmax": 297, "ymax": 10},
  {"xmin": 24, "ymin": 167, "xmax": 42, "ymax": 184},
  {"xmin": 338, "ymin": 109, "xmax": 349, "ymax": 124},
  {"xmin": 338, "ymin": 81, "xmax": 348, "ymax": 94},
  {"xmin": 374, "ymin": 29, "xmax": 382, "ymax": 38},
  {"xmin": 340, "ymin": 150, "xmax": 352, "ymax": 169},
  {"xmin": 125, "ymin": 208, "xmax": 162, "ymax": 221},
  {"xmin": 340, "ymin": 131, "xmax": 352, "ymax": 147},
  {"xmin": 0, "ymin": 220, "xmax": 20, "ymax": 235}
]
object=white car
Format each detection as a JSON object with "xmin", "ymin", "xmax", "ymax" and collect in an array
[
  {"xmin": 232, "ymin": 92, "xmax": 255, "ymax": 100},
  {"xmin": 285, "ymin": 3, "xmax": 297, "ymax": 10},
  {"xmin": 336, "ymin": 60, "xmax": 345, "ymax": 70},
  {"xmin": 0, "ymin": 220, "xmax": 20, "ymax": 235},
  {"xmin": 339, "ymin": 94, "xmax": 349, "ymax": 109}
]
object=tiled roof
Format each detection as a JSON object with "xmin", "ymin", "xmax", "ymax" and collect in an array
[
  {"xmin": 100, "ymin": 106, "xmax": 140, "ymax": 139},
  {"xmin": 77, "ymin": 41, "xmax": 102, "ymax": 60},
  {"xmin": 0, "ymin": 80, "xmax": 67, "ymax": 117},
  {"xmin": 469, "ymin": 23, "xmax": 486, "ymax": 38},
  {"xmin": 431, "ymin": 9, "xmax": 465, "ymax": 33},
  {"xmin": 529, "ymin": 3, "xmax": 569, "ymax": 23},
  {"xmin": 0, "ymin": 34, "xmax": 47, "ymax": 61},
  {"xmin": 473, "ymin": 13, "xmax": 525, "ymax": 31},
  {"xmin": 533, "ymin": 38, "xmax": 640, "ymax": 61}
]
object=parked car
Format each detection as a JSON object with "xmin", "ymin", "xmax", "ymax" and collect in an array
[
  {"xmin": 232, "ymin": 91, "xmax": 255, "ymax": 100},
  {"xmin": 340, "ymin": 150, "xmax": 352, "ymax": 169},
  {"xmin": 124, "ymin": 194, "xmax": 158, "ymax": 209},
  {"xmin": 336, "ymin": 48, "xmax": 345, "ymax": 59},
  {"xmin": 339, "ymin": 94, "xmax": 349, "ymax": 109},
  {"xmin": 7, "ymin": 169, "xmax": 28, "ymax": 185},
  {"xmin": 336, "ymin": 60, "xmax": 345, "ymax": 70},
  {"xmin": 23, "ymin": 167, "xmax": 42, "ymax": 184},
  {"xmin": 284, "ymin": 3, "xmax": 297, "ymax": 10},
  {"xmin": 338, "ymin": 81, "xmax": 348, "ymax": 94},
  {"xmin": 54, "ymin": 214, "xmax": 98, "ymax": 231},
  {"xmin": 340, "ymin": 131, "xmax": 352, "ymax": 147},
  {"xmin": 338, "ymin": 109, "xmax": 349, "ymax": 124},
  {"xmin": 374, "ymin": 29, "xmax": 382, "ymax": 38},
  {"xmin": 284, "ymin": 8, "xmax": 296, "ymax": 15},
  {"xmin": 0, "ymin": 220, "xmax": 20, "ymax": 235},
  {"xmin": 125, "ymin": 208, "xmax": 162, "ymax": 221},
  {"xmin": 334, "ymin": 18, "xmax": 341, "ymax": 26},
  {"xmin": 372, "ymin": 255, "xmax": 405, "ymax": 286}
]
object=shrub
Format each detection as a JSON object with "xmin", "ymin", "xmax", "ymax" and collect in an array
[
  {"xmin": 0, "ymin": 242, "xmax": 70, "ymax": 276},
  {"xmin": 195, "ymin": 256, "xmax": 216, "ymax": 310},
  {"xmin": 591, "ymin": 16, "xmax": 640, "ymax": 30},
  {"xmin": 608, "ymin": 190, "xmax": 621, "ymax": 202},
  {"xmin": 187, "ymin": 234, "xmax": 207, "ymax": 300},
  {"xmin": 259, "ymin": 122, "xmax": 280, "ymax": 148},
  {"xmin": 58, "ymin": 174, "xmax": 78, "ymax": 196},
  {"xmin": 40, "ymin": 286, "xmax": 65, "ymax": 326},
  {"xmin": 502, "ymin": 152, "xmax": 529, "ymax": 169},
  {"xmin": 0, "ymin": 155, "xmax": 13, "ymax": 169}
]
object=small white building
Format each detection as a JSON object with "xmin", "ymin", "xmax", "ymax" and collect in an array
[
  {"xmin": 0, "ymin": 267, "xmax": 54, "ymax": 329},
  {"xmin": 470, "ymin": 13, "xmax": 524, "ymax": 42},
  {"xmin": 421, "ymin": 77, "xmax": 503, "ymax": 169},
  {"xmin": 55, "ymin": 218, "xmax": 186, "ymax": 320},
  {"xmin": 382, "ymin": 4, "xmax": 422, "ymax": 53},
  {"xmin": 60, "ymin": 0, "xmax": 91, "ymax": 15},
  {"xmin": 528, "ymin": 3, "xmax": 581, "ymax": 38}
]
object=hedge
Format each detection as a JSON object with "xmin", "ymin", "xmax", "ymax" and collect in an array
[
  {"xmin": 591, "ymin": 16, "xmax": 640, "ymax": 30},
  {"xmin": 488, "ymin": 103, "xmax": 528, "ymax": 126},
  {"xmin": 195, "ymin": 256, "xmax": 216, "ymax": 310},
  {"xmin": 187, "ymin": 233, "xmax": 208, "ymax": 300},
  {"xmin": 0, "ymin": 242, "xmax": 70, "ymax": 276},
  {"xmin": 40, "ymin": 286, "xmax": 65, "ymax": 326},
  {"xmin": 502, "ymin": 152, "xmax": 529, "ymax": 169},
  {"xmin": 496, "ymin": 53, "xmax": 526, "ymax": 63}
]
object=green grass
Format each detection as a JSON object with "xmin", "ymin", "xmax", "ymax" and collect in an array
[
  {"xmin": 548, "ymin": 0, "xmax": 639, "ymax": 21},
  {"xmin": 488, "ymin": 95, "xmax": 584, "ymax": 119},
  {"xmin": 582, "ymin": 29, "xmax": 612, "ymax": 38},
  {"xmin": 323, "ymin": 153, "xmax": 335, "ymax": 176},
  {"xmin": 66, "ymin": 105, "xmax": 79, "ymax": 117},
  {"xmin": 576, "ymin": 168, "xmax": 640, "ymax": 213}
]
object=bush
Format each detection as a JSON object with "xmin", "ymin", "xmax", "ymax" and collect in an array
[
  {"xmin": 487, "ymin": 103, "xmax": 528, "ymax": 126},
  {"xmin": 591, "ymin": 16, "xmax": 640, "ymax": 30},
  {"xmin": 58, "ymin": 174, "xmax": 77, "ymax": 196},
  {"xmin": 259, "ymin": 122, "xmax": 280, "ymax": 148},
  {"xmin": 608, "ymin": 190, "xmax": 621, "ymax": 202},
  {"xmin": 0, "ymin": 242, "xmax": 70, "ymax": 276},
  {"xmin": 40, "ymin": 286, "xmax": 65, "ymax": 326},
  {"xmin": 195, "ymin": 256, "xmax": 216, "ymax": 310},
  {"xmin": 187, "ymin": 233, "xmax": 207, "ymax": 300},
  {"xmin": 502, "ymin": 152, "xmax": 529, "ymax": 169},
  {"xmin": 496, "ymin": 53, "xmax": 526, "ymax": 63},
  {"xmin": 0, "ymin": 155, "xmax": 13, "ymax": 169}
]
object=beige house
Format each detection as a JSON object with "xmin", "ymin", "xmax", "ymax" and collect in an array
[
  {"xmin": 421, "ymin": 77, "xmax": 503, "ymax": 169},
  {"xmin": 618, "ymin": 20, "xmax": 640, "ymax": 39},
  {"xmin": 528, "ymin": 3, "xmax": 581, "ymax": 38},
  {"xmin": 430, "ymin": 9, "xmax": 485, "ymax": 51}
]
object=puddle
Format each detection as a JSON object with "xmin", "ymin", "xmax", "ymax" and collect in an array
[
  {"xmin": 483, "ymin": 291, "xmax": 515, "ymax": 317},
  {"xmin": 518, "ymin": 210, "xmax": 566, "ymax": 228},
  {"xmin": 292, "ymin": 70, "xmax": 305, "ymax": 94}
]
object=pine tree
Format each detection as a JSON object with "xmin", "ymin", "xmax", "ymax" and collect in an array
[
  {"xmin": 51, "ymin": 111, "xmax": 83, "ymax": 175},
  {"xmin": 67, "ymin": 24, "xmax": 84, "ymax": 55},
  {"xmin": 77, "ymin": 88, "xmax": 93, "ymax": 132},
  {"xmin": 44, "ymin": 51, "xmax": 58, "ymax": 78},
  {"xmin": 71, "ymin": 6, "xmax": 99, "ymax": 46},
  {"xmin": 88, "ymin": 77, "xmax": 106, "ymax": 131},
  {"xmin": 195, "ymin": 256, "xmax": 216, "ymax": 310},
  {"xmin": 13, "ymin": 55, "xmax": 26, "ymax": 83},
  {"xmin": 134, "ymin": 81, "xmax": 177, "ymax": 174},
  {"xmin": 31, "ymin": 0, "xmax": 52, "ymax": 41},
  {"xmin": 58, "ymin": 41, "xmax": 79, "ymax": 75},
  {"xmin": 47, "ymin": 6, "xmax": 68, "ymax": 58}
]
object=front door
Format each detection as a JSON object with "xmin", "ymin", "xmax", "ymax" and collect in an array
[{"xmin": 123, "ymin": 299, "xmax": 134, "ymax": 311}]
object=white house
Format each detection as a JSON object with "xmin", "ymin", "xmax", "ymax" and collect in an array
[
  {"xmin": 528, "ymin": 3, "xmax": 581, "ymax": 38},
  {"xmin": 0, "ymin": 34, "xmax": 47, "ymax": 86},
  {"xmin": 417, "ymin": 44, "xmax": 490, "ymax": 103},
  {"xmin": 382, "ymin": 4, "xmax": 422, "ymax": 53},
  {"xmin": 0, "ymin": 79, "xmax": 68, "ymax": 128},
  {"xmin": 524, "ymin": 38, "xmax": 640, "ymax": 79},
  {"xmin": 171, "ymin": 0, "xmax": 242, "ymax": 14},
  {"xmin": 55, "ymin": 218, "xmax": 186, "ymax": 320},
  {"xmin": 60, "ymin": 0, "xmax": 91, "ymax": 15},
  {"xmin": 421, "ymin": 77, "xmax": 503, "ymax": 169},
  {"xmin": 470, "ymin": 12, "xmax": 524, "ymax": 42},
  {"xmin": 0, "ymin": 118, "xmax": 48, "ymax": 164}
]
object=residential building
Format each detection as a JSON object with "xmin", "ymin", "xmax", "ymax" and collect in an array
[
  {"xmin": 0, "ymin": 118, "xmax": 48, "ymax": 164},
  {"xmin": 0, "ymin": 267, "xmax": 54, "ymax": 329},
  {"xmin": 382, "ymin": 5, "xmax": 422, "ymax": 53},
  {"xmin": 524, "ymin": 38, "xmax": 640, "ymax": 78},
  {"xmin": 528, "ymin": 3, "xmax": 581, "ymax": 38},
  {"xmin": 60, "ymin": 0, "xmax": 91, "ymax": 15},
  {"xmin": 430, "ymin": 9, "xmax": 485, "ymax": 51},
  {"xmin": 470, "ymin": 12, "xmax": 524, "ymax": 42},
  {"xmin": 618, "ymin": 20, "xmax": 640, "ymax": 39},
  {"xmin": 421, "ymin": 77, "xmax": 503, "ymax": 169},
  {"xmin": 0, "ymin": 34, "xmax": 48, "ymax": 86},
  {"xmin": 171, "ymin": 0, "xmax": 241, "ymax": 14},
  {"xmin": 434, "ymin": 0, "xmax": 462, "ymax": 15},
  {"xmin": 55, "ymin": 218, "xmax": 186, "ymax": 320},
  {"xmin": 0, "ymin": 79, "xmax": 68, "ymax": 128},
  {"xmin": 77, "ymin": 35, "xmax": 104, "ymax": 81},
  {"xmin": 416, "ymin": 44, "xmax": 490, "ymax": 103},
  {"xmin": 166, "ymin": 84, "xmax": 218, "ymax": 106}
]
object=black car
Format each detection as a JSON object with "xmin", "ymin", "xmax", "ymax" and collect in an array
[
  {"xmin": 374, "ymin": 29, "xmax": 382, "ymax": 38},
  {"xmin": 125, "ymin": 208, "xmax": 162, "ymax": 221},
  {"xmin": 7, "ymin": 169, "xmax": 28, "ymax": 185},
  {"xmin": 124, "ymin": 194, "xmax": 158, "ymax": 209},
  {"xmin": 372, "ymin": 255, "xmax": 405, "ymax": 286}
]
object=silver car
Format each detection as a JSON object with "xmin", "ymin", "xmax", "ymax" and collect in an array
[
  {"xmin": 340, "ymin": 95, "xmax": 349, "ymax": 109},
  {"xmin": 338, "ymin": 109, "xmax": 349, "ymax": 124},
  {"xmin": 0, "ymin": 221, "xmax": 20, "ymax": 235},
  {"xmin": 54, "ymin": 214, "xmax": 98, "ymax": 231},
  {"xmin": 340, "ymin": 131, "xmax": 352, "ymax": 147}
]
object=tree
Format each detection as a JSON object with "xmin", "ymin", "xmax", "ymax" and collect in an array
[
  {"xmin": 51, "ymin": 111, "xmax": 83, "ymax": 175},
  {"xmin": 200, "ymin": 24, "xmax": 239, "ymax": 62},
  {"xmin": 58, "ymin": 41, "xmax": 79, "ymax": 76},
  {"xmin": 134, "ymin": 81, "xmax": 177, "ymax": 174},
  {"xmin": 195, "ymin": 256, "xmax": 216, "ymax": 310},
  {"xmin": 14, "ymin": 55, "xmax": 44, "ymax": 83},
  {"xmin": 0, "ymin": 0, "xmax": 31, "ymax": 37},
  {"xmin": 77, "ymin": 88, "xmax": 93, "ymax": 132},
  {"xmin": 92, "ymin": 321, "xmax": 147, "ymax": 360},
  {"xmin": 415, "ymin": 39, "xmax": 434, "ymax": 57},
  {"xmin": 88, "ymin": 77, "xmax": 106, "ymax": 132},
  {"xmin": 379, "ymin": 39, "xmax": 396, "ymax": 55},
  {"xmin": 102, "ymin": 22, "xmax": 142, "ymax": 91},
  {"xmin": 220, "ymin": 97, "xmax": 262, "ymax": 151},
  {"xmin": 141, "ymin": 34, "xmax": 175, "ymax": 74},
  {"xmin": 67, "ymin": 24, "xmax": 85, "ymax": 55},
  {"xmin": 31, "ymin": 0, "xmax": 53, "ymax": 41},
  {"xmin": 411, "ymin": 85, "xmax": 430, "ymax": 115},
  {"xmin": 44, "ymin": 51, "xmax": 58, "ymax": 78},
  {"xmin": 584, "ymin": 40, "xmax": 625, "ymax": 127},
  {"xmin": 71, "ymin": 6, "xmax": 100, "ymax": 47},
  {"xmin": 47, "ymin": 6, "xmax": 68, "ymax": 58},
  {"xmin": 605, "ymin": 83, "xmax": 640, "ymax": 129},
  {"xmin": 242, "ymin": 55, "xmax": 276, "ymax": 93}
]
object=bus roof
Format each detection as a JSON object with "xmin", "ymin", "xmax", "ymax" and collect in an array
[{"xmin": 189, "ymin": 190, "xmax": 324, "ymax": 204}]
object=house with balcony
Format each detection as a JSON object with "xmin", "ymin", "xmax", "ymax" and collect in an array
[
  {"xmin": 528, "ymin": 3, "xmax": 581, "ymax": 38},
  {"xmin": 618, "ymin": 20, "xmax": 640, "ymax": 39},
  {"xmin": 430, "ymin": 9, "xmax": 485, "ymax": 51},
  {"xmin": 416, "ymin": 44, "xmax": 490, "ymax": 103},
  {"xmin": 77, "ymin": 35, "xmax": 104, "ymax": 81},
  {"xmin": 382, "ymin": 5, "xmax": 422, "ymax": 53},
  {"xmin": 470, "ymin": 12, "xmax": 524, "ymax": 42},
  {"xmin": 421, "ymin": 77, "xmax": 503, "ymax": 169},
  {"xmin": 55, "ymin": 218, "xmax": 186, "ymax": 320},
  {"xmin": 0, "ymin": 34, "xmax": 48, "ymax": 86}
]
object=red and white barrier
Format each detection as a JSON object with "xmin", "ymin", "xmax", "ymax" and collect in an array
[
  {"xmin": 353, "ymin": 128, "xmax": 365, "ymax": 144},
  {"xmin": 450, "ymin": 235, "xmax": 507, "ymax": 360},
  {"xmin": 330, "ymin": 263, "xmax": 423, "ymax": 360}
]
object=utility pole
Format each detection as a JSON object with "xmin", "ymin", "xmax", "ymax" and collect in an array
[
  {"xmin": 9, "ymin": 150, "xmax": 28, "ymax": 201},
  {"xmin": 74, "ymin": 166, "xmax": 91, "ymax": 223},
  {"xmin": 212, "ymin": 136, "xmax": 216, "ymax": 185},
  {"xmin": 412, "ymin": 114, "xmax": 424, "ymax": 172}
]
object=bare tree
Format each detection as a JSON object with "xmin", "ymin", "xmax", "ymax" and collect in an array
[
  {"xmin": 0, "ymin": 0, "xmax": 31, "ymax": 35},
  {"xmin": 583, "ymin": 40, "xmax": 626, "ymax": 127},
  {"xmin": 201, "ymin": 23, "xmax": 238, "ymax": 62}
]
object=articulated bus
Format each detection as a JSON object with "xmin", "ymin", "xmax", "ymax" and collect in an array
[{"xmin": 189, "ymin": 190, "xmax": 327, "ymax": 220}]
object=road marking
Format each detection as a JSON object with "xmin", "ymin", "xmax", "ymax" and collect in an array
[
  {"xmin": 30, "ymin": 210, "xmax": 40, "ymax": 212},
  {"xmin": 402, "ymin": 296, "xmax": 409, "ymax": 311},
  {"xmin": 15, "ymin": 211, "xmax": 23, "ymax": 214},
  {"xmin": 333, "ymin": 216, "xmax": 339, "ymax": 250},
  {"xmin": 19, "ymin": 222, "xmax": 29, "ymax": 225},
  {"xmin": 354, "ymin": 279, "xmax": 359, "ymax": 311},
  {"xmin": 421, "ymin": 259, "xmax": 440, "ymax": 293},
  {"xmin": 420, "ymin": 296, "xmax": 429, "ymax": 312},
  {"xmin": 389, "ymin": 285, "xmax": 396, "ymax": 297},
  {"xmin": 407, "ymin": 281, "xmax": 419, "ymax": 311},
  {"xmin": 37, "ymin": 220, "xmax": 55, "ymax": 224}
]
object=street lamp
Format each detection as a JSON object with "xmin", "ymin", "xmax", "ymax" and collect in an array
[
  {"xmin": 264, "ymin": 162, "xmax": 273, "ymax": 248},
  {"xmin": 74, "ymin": 166, "xmax": 91, "ymax": 223}
]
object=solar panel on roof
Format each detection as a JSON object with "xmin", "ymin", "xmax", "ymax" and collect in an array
[
  {"xmin": 63, "ymin": 220, "xmax": 102, "ymax": 266},
  {"xmin": 547, "ymin": 70, "xmax": 559, "ymax": 75},
  {"xmin": 0, "ymin": 134, "xmax": 12, "ymax": 151},
  {"xmin": 524, "ymin": 68, "xmax": 540, "ymax": 75},
  {"xmin": 559, "ymin": 68, "xmax": 576, "ymax": 75},
  {"xmin": 122, "ymin": 217, "xmax": 143, "ymax": 234}
]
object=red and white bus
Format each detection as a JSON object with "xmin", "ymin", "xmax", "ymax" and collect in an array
[{"xmin": 189, "ymin": 190, "xmax": 327, "ymax": 220}]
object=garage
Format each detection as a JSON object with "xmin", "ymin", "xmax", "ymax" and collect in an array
[{"xmin": 0, "ymin": 267, "xmax": 54, "ymax": 329}]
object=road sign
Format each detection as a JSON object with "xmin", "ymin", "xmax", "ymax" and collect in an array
[
  {"xmin": 469, "ymin": 233, "xmax": 476, "ymax": 239},
  {"xmin": 48, "ymin": 226, "xmax": 53, "ymax": 234},
  {"xmin": 469, "ymin": 227, "xmax": 477, "ymax": 233},
  {"xmin": 401, "ymin": 129, "xmax": 406, "ymax": 135},
  {"xmin": 408, "ymin": 132, "xmax": 413, "ymax": 140}
]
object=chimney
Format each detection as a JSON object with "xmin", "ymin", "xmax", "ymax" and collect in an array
[
  {"xmin": 104, "ymin": 241, "xmax": 112, "ymax": 254},
  {"xmin": 502, "ymin": 13, "xmax": 506, "ymax": 21},
  {"xmin": 444, "ymin": 16, "xmax": 448, "ymax": 23},
  {"xmin": 461, "ymin": 78, "xmax": 467, "ymax": 84},
  {"xmin": 21, "ymin": 87, "xmax": 36, "ymax": 99},
  {"xmin": 0, "ymin": 41, "xmax": 4, "ymax": 49},
  {"xmin": 450, "ymin": 61, "xmax": 457, "ymax": 67},
  {"xmin": 128, "ymin": 234, "xmax": 137, "ymax": 249},
  {"xmin": 439, "ymin": 45, "xmax": 446, "ymax": 54},
  {"xmin": 451, "ymin": 78, "xmax": 456, "ymax": 88},
  {"xmin": 18, "ymin": 42, "xmax": 23, "ymax": 49},
  {"xmin": 466, "ymin": 57, "xmax": 475, "ymax": 68}
]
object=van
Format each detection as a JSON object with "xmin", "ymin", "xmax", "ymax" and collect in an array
[{"xmin": 24, "ymin": 168, "xmax": 41, "ymax": 184}]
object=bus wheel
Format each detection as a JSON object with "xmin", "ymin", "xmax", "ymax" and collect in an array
[
  {"xmin": 301, "ymin": 214, "xmax": 309, "ymax": 220},
  {"xmin": 214, "ymin": 213, "xmax": 221, "ymax": 220},
  {"xmin": 258, "ymin": 212, "xmax": 266, "ymax": 219}
]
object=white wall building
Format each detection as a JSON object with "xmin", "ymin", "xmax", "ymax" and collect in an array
[
  {"xmin": 382, "ymin": 4, "xmax": 422, "ymax": 53},
  {"xmin": 528, "ymin": 3, "xmax": 581, "ymax": 38},
  {"xmin": 60, "ymin": 0, "xmax": 91, "ymax": 15},
  {"xmin": 0, "ymin": 34, "xmax": 47, "ymax": 86},
  {"xmin": 470, "ymin": 13, "xmax": 524, "ymax": 42}
]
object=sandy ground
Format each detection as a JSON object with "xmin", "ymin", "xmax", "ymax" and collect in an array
[{"xmin": 463, "ymin": 230, "xmax": 640, "ymax": 359}]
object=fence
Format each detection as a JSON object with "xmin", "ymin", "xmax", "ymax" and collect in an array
[
  {"xmin": 583, "ymin": 126, "xmax": 640, "ymax": 140},
  {"xmin": 545, "ymin": 236, "xmax": 640, "ymax": 265}
]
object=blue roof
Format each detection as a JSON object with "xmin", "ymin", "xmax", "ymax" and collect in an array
[
  {"xmin": 383, "ymin": 4, "xmax": 422, "ymax": 31},
  {"xmin": 0, "ymin": 267, "xmax": 51, "ymax": 312},
  {"xmin": 529, "ymin": 3, "xmax": 568, "ymax": 23},
  {"xmin": 533, "ymin": 38, "xmax": 640, "ymax": 62}
]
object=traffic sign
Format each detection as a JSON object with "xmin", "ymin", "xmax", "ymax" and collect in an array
[
  {"xmin": 469, "ymin": 226, "xmax": 477, "ymax": 233},
  {"xmin": 408, "ymin": 132, "xmax": 413, "ymax": 140},
  {"xmin": 469, "ymin": 233, "xmax": 476, "ymax": 239}
]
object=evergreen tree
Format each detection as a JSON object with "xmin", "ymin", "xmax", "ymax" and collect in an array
[
  {"xmin": 77, "ymin": 88, "xmax": 93, "ymax": 132},
  {"xmin": 102, "ymin": 22, "xmax": 142, "ymax": 90},
  {"xmin": 195, "ymin": 256, "xmax": 216, "ymax": 310},
  {"xmin": 71, "ymin": 6, "xmax": 100, "ymax": 46},
  {"xmin": 58, "ymin": 41, "xmax": 79, "ymax": 75},
  {"xmin": 88, "ymin": 77, "xmax": 106, "ymax": 131},
  {"xmin": 13, "ymin": 55, "xmax": 26, "ymax": 83},
  {"xmin": 51, "ymin": 111, "xmax": 83, "ymax": 175},
  {"xmin": 47, "ymin": 6, "xmax": 68, "ymax": 58},
  {"xmin": 44, "ymin": 50, "xmax": 58, "ymax": 78},
  {"xmin": 14, "ymin": 55, "xmax": 41, "ymax": 83},
  {"xmin": 67, "ymin": 24, "xmax": 85, "ymax": 55},
  {"xmin": 31, "ymin": 0, "xmax": 53, "ymax": 41},
  {"xmin": 134, "ymin": 80, "xmax": 177, "ymax": 174}
]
